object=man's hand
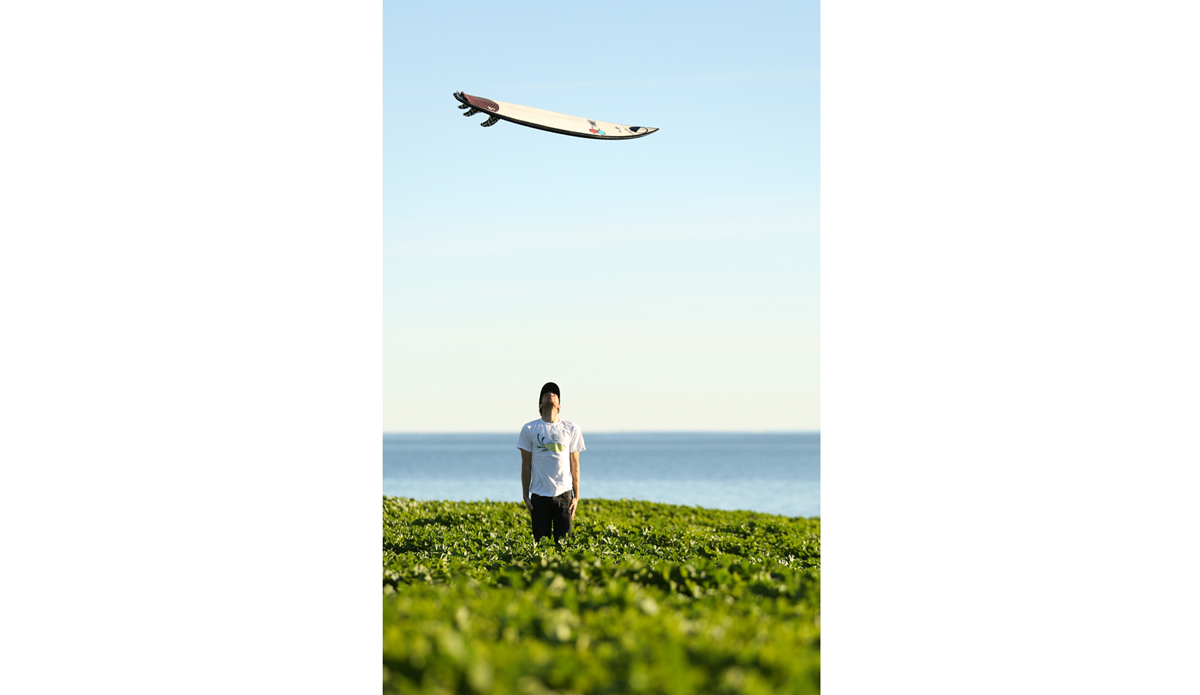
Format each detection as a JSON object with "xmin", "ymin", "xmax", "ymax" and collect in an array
[
  {"xmin": 524, "ymin": 497, "xmax": 533, "ymax": 514},
  {"xmin": 568, "ymin": 497, "xmax": 578, "ymax": 521}
]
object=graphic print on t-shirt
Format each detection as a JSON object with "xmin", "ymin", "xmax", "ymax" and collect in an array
[{"xmin": 536, "ymin": 433, "xmax": 568, "ymax": 453}]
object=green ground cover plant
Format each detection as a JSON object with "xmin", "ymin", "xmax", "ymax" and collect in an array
[{"xmin": 383, "ymin": 497, "xmax": 820, "ymax": 695}]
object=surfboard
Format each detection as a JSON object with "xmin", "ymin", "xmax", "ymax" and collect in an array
[{"xmin": 453, "ymin": 91, "xmax": 658, "ymax": 140}]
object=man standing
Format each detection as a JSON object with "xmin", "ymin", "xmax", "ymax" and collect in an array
[{"xmin": 518, "ymin": 382, "xmax": 585, "ymax": 545}]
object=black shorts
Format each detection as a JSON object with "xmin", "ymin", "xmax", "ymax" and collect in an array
[{"xmin": 530, "ymin": 490, "xmax": 574, "ymax": 543}]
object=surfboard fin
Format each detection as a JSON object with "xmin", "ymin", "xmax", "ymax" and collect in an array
[
  {"xmin": 457, "ymin": 103, "xmax": 469, "ymax": 110},
  {"xmin": 481, "ymin": 115, "xmax": 499, "ymax": 128},
  {"xmin": 462, "ymin": 107, "xmax": 480, "ymax": 117}
]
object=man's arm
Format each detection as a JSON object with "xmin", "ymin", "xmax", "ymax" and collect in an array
[
  {"xmin": 520, "ymin": 448, "xmax": 532, "ymax": 513},
  {"xmin": 568, "ymin": 451, "xmax": 580, "ymax": 520}
]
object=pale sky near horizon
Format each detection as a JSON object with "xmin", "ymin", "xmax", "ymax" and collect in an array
[{"xmin": 384, "ymin": 0, "xmax": 819, "ymax": 432}]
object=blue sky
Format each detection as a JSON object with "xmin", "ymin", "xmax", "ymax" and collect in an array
[{"xmin": 384, "ymin": 0, "xmax": 819, "ymax": 432}]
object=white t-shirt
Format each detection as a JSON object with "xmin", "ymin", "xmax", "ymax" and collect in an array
[{"xmin": 517, "ymin": 418, "xmax": 586, "ymax": 498}]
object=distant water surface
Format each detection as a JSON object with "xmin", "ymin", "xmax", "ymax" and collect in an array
[{"xmin": 382, "ymin": 432, "xmax": 819, "ymax": 517}]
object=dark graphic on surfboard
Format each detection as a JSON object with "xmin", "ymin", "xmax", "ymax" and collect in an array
[{"xmin": 453, "ymin": 91, "xmax": 658, "ymax": 140}]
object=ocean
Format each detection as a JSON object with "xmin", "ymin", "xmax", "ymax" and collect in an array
[{"xmin": 382, "ymin": 432, "xmax": 819, "ymax": 518}]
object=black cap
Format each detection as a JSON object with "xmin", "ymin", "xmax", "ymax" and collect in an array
[{"xmin": 539, "ymin": 382, "xmax": 560, "ymax": 404}]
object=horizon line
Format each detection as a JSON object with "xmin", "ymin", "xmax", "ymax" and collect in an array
[{"xmin": 383, "ymin": 429, "xmax": 820, "ymax": 435}]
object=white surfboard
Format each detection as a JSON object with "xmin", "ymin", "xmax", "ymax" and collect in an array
[{"xmin": 453, "ymin": 91, "xmax": 658, "ymax": 140}]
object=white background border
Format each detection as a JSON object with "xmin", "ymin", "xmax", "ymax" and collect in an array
[
  {"xmin": 823, "ymin": 1, "xmax": 1199, "ymax": 692},
  {"xmin": 2, "ymin": 2, "xmax": 380, "ymax": 692}
]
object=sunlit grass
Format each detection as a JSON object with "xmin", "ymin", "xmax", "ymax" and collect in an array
[{"xmin": 384, "ymin": 497, "xmax": 820, "ymax": 695}]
